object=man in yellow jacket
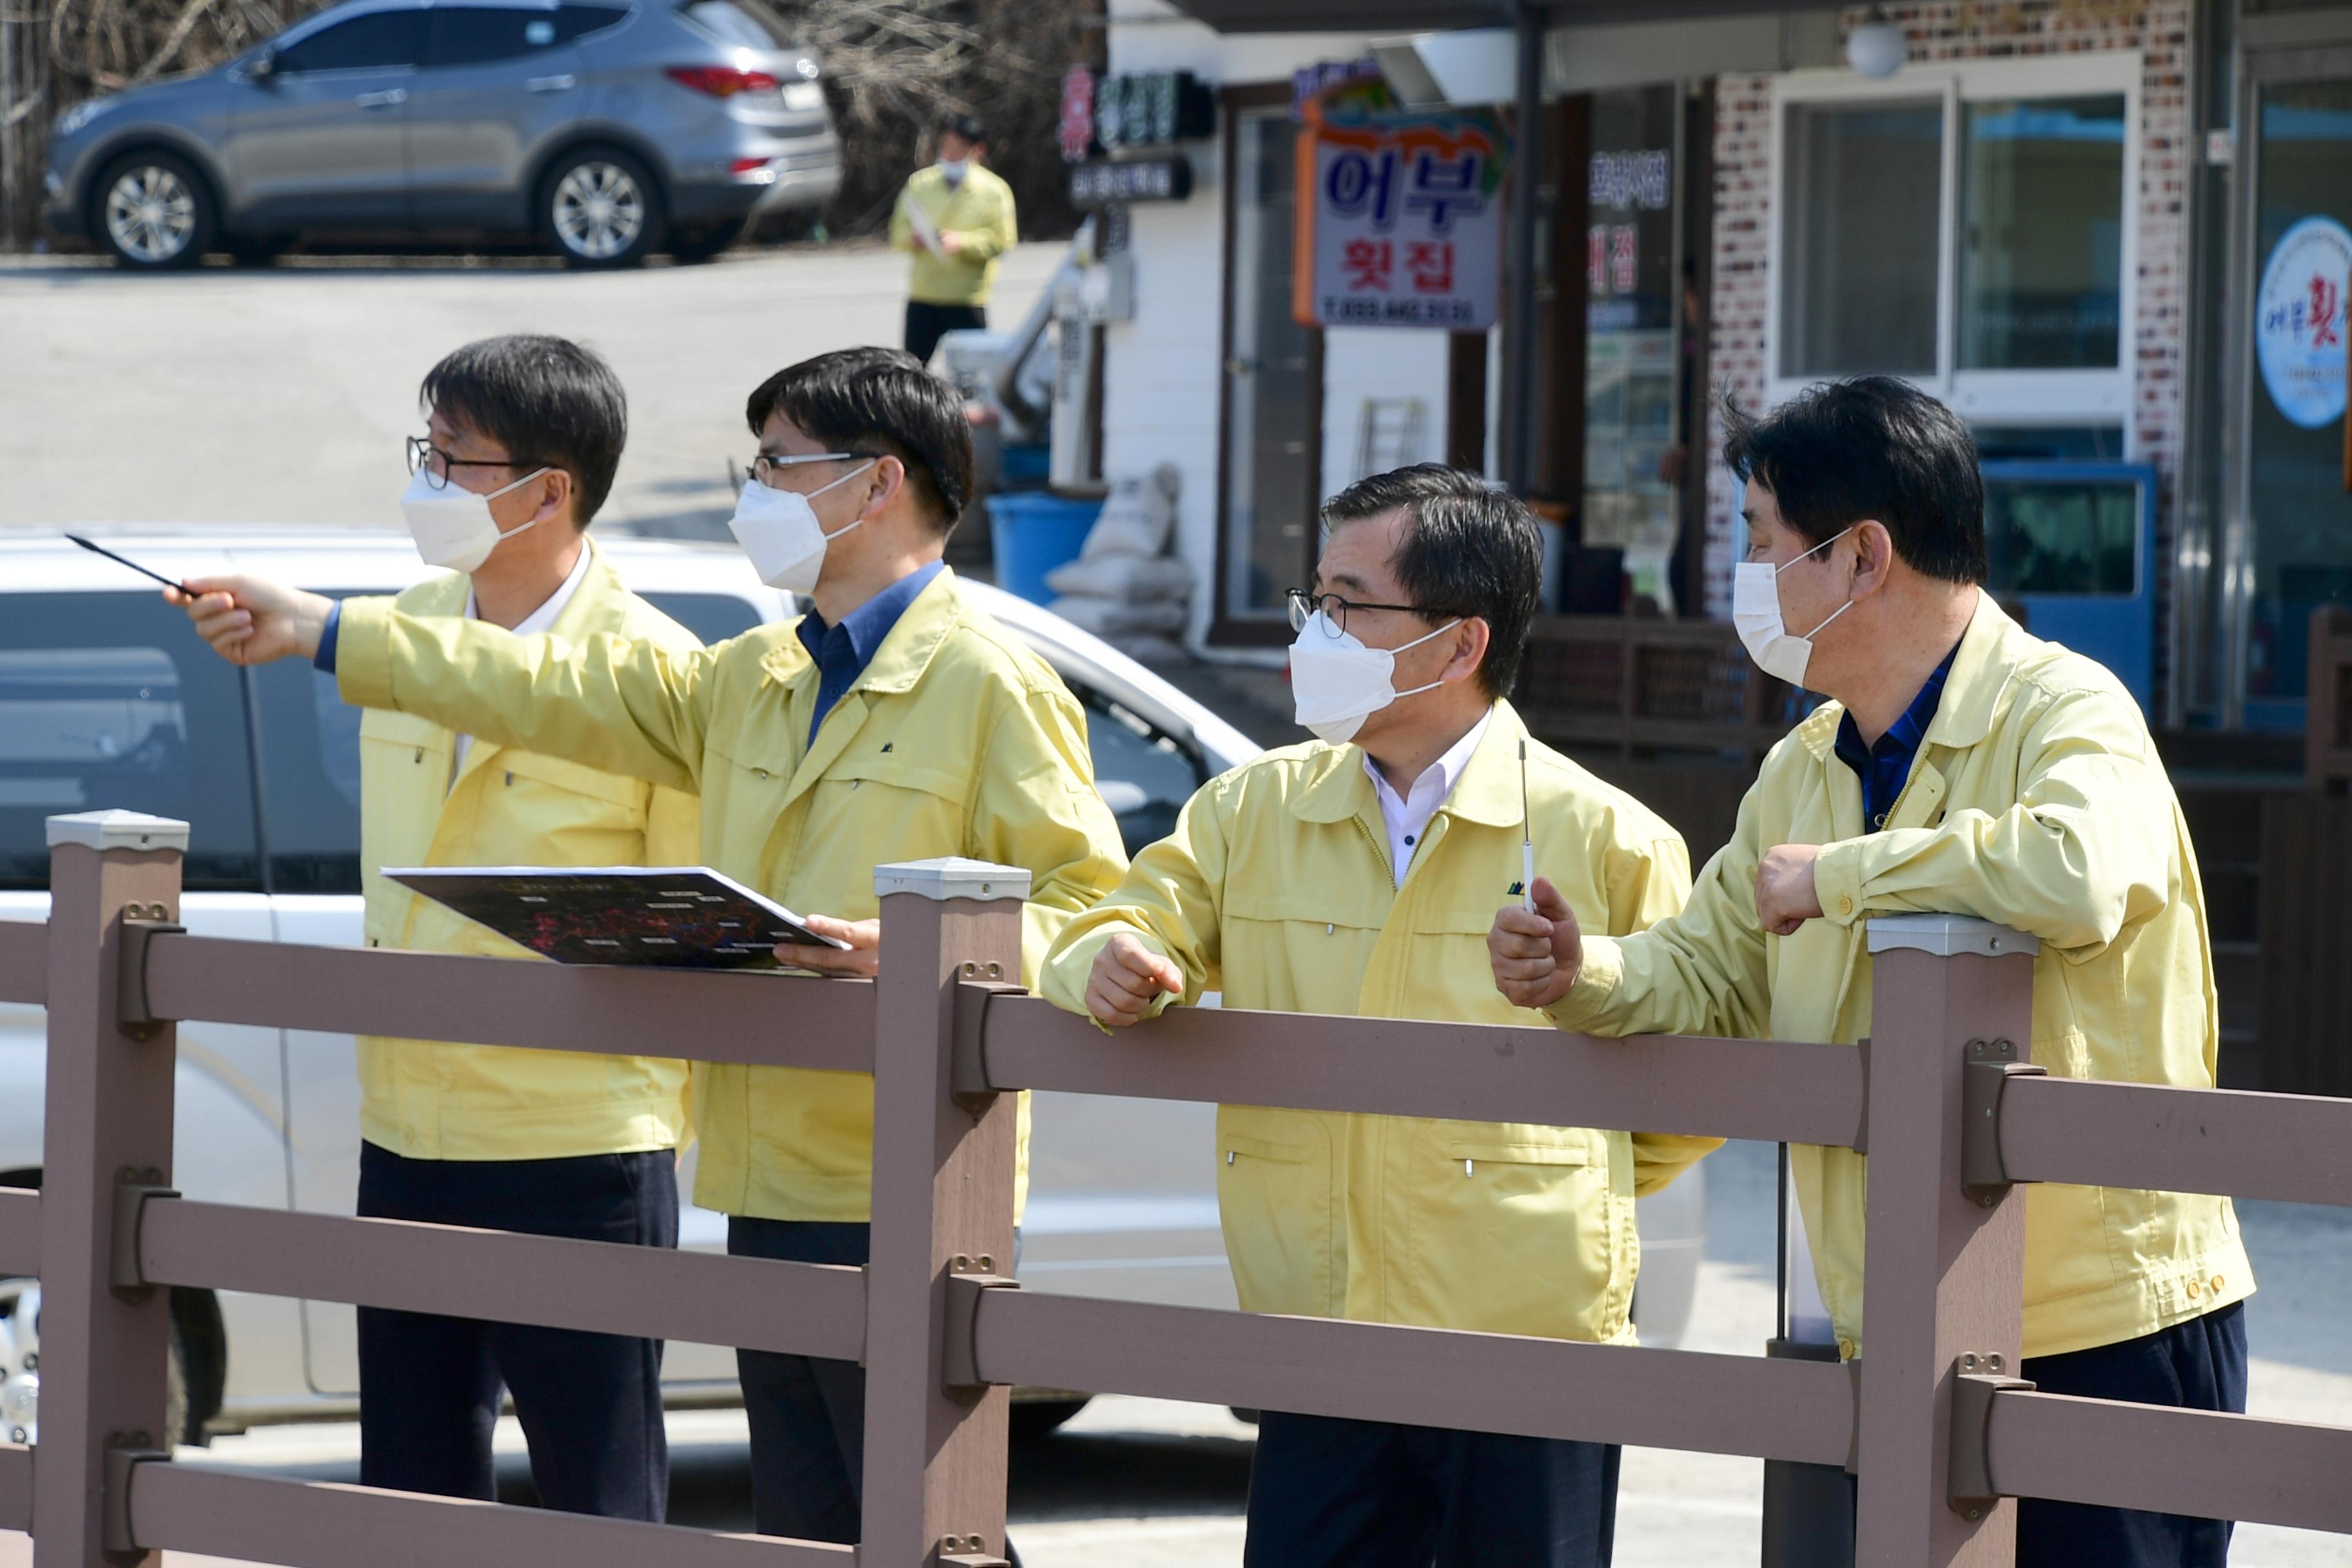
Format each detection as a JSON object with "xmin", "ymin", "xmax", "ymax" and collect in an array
[
  {"xmin": 1043, "ymin": 466, "xmax": 1714, "ymax": 1568},
  {"xmin": 1491, "ymin": 378, "xmax": 2251, "ymax": 1568},
  {"xmin": 177, "ymin": 347, "xmax": 1126, "ymax": 1548},
  {"xmin": 177, "ymin": 335, "xmax": 700, "ymax": 1518},
  {"xmin": 890, "ymin": 112, "xmax": 1017, "ymax": 365}
]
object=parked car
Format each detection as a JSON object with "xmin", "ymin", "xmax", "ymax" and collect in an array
[
  {"xmin": 41, "ymin": 0, "xmax": 841, "ymax": 270},
  {"xmin": 0, "ymin": 527, "xmax": 1703, "ymax": 1447}
]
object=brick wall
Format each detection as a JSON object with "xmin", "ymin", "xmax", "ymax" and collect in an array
[{"xmin": 1699, "ymin": 0, "xmax": 2195, "ymax": 622}]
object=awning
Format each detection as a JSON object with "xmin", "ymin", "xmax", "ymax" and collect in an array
[{"xmin": 1157, "ymin": 0, "xmax": 1803, "ymax": 37}]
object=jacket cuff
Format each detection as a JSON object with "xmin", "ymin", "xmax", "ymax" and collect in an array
[
  {"xmin": 333, "ymin": 596, "xmax": 400, "ymax": 711},
  {"xmin": 1542, "ymin": 934, "xmax": 1625, "ymax": 1033},
  {"xmin": 1041, "ymin": 925, "xmax": 1181, "ymax": 1035},
  {"xmin": 1812, "ymin": 839, "xmax": 1868, "ymax": 927}
]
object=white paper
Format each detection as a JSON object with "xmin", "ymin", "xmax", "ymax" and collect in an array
[{"xmin": 899, "ymin": 193, "xmax": 947, "ymax": 259}]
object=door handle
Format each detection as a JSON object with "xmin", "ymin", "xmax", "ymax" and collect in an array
[
  {"xmin": 525, "ymin": 74, "xmax": 577, "ymax": 92},
  {"xmin": 354, "ymin": 88, "xmax": 407, "ymax": 108}
]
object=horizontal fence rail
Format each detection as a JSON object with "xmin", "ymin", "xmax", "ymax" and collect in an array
[
  {"xmin": 140, "ymin": 933, "xmax": 876, "ymax": 1073},
  {"xmin": 0, "ymin": 919, "xmax": 40, "ymax": 1004},
  {"xmin": 134, "ymin": 1200, "xmax": 867, "ymax": 1362},
  {"xmin": 979, "ymin": 994, "xmax": 1871, "ymax": 1148},
  {"xmin": 0, "ymin": 1186, "xmax": 35, "ymax": 1276},
  {"xmin": 0, "ymin": 1441, "xmax": 28, "ymax": 1534},
  {"xmin": 12, "ymin": 816, "xmax": 2352, "ymax": 1568},
  {"xmin": 970, "ymin": 1290, "xmax": 1856, "ymax": 1467},
  {"xmin": 120, "ymin": 1462, "xmax": 856, "ymax": 1567},
  {"xmin": 1989, "ymin": 1389, "xmax": 2352, "ymax": 1536},
  {"xmin": 1995, "ymin": 1075, "xmax": 2352, "ymax": 1207}
]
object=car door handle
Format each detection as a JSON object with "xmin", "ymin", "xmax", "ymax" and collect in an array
[
  {"xmin": 525, "ymin": 74, "xmax": 576, "ymax": 92},
  {"xmin": 354, "ymin": 88, "xmax": 407, "ymax": 108}
]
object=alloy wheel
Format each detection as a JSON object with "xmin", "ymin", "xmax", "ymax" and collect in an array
[
  {"xmin": 104, "ymin": 165, "xmax": 197, "ymax": 264},
  {"xmin": 0, "ymin": 1279, "xmax": 38, "ymax": 1446},
  {"xmin": 551, "ymin": 162, "xmax": 645, "ymax": 261}
]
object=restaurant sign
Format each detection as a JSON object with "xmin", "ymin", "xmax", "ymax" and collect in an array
[{"xmin": 1293, "ymin": 78, "xmax": 1507, "ymax": 331}]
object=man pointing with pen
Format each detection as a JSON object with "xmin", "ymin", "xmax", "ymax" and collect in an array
[
  {"xmin": 173, "ymin": 346, "xmax": 1126, "ymax": 1554},
  {"xmin": 1489, "ymin": 378, "xmax": 2251, "ymax": 1568}
]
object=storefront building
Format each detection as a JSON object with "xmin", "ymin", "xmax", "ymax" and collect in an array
[{"xmin": 1086, "ymin": 0, "xmax": 2352, "ymax": 736}]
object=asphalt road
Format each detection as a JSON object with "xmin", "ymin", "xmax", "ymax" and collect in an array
[{"xmin": 0, "ymin": 241, "xmax": 1063, "ymax": 538}]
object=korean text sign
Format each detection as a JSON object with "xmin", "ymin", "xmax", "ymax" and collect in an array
[{"xmin": 1293, "ymin": 82, "xmax": 1507, "ymax": 332}]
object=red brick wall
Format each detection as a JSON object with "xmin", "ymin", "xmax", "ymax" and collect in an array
[{"xmin": 1700, "ymin": 0, "xmax": 2195, "ymax": 621}]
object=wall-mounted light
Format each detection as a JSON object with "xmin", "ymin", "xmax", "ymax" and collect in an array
[{"xmin": 1845, "ymin": 6, "xmax": 1907, "ymax": 78}]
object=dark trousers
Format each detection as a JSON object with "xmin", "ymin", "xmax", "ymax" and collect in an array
[
  {"xmin": 728, "ymin": 1218, "xmax": 872, "ymax": 1543},
  {"xmin": 1244, "ymin": 1409, "xmax": 1620, "ymax": 1568},
  {"xmin": 905, "ymin": 300, "xmax": 986, "ymax": 366},
  {"xmin": 2012, "ymin": 1300, "xmax": 2248, "ymax": 1567},
  {"xmin": 356, "ymin": 1141, "xmax": 677, "ymax": 1518}
]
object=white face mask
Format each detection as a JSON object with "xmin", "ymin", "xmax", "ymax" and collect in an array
[
  {"xmin": 727, "ymin": 461, "xmax": 876, "ymax": 594},
  {"xmin": 400, "ymin": 465, "xmax": 550, "ymax": 574},
  {"xmin": 1730, "ymin": 526, "xmax": 1857, "ymax": 689},
  {"xmin": 1288, "ymin": 609, "xmax": 1460, "ymax": 745},
  {"xmin": 937, "ymin": 158, "xmax": 970, "ymax": 183}
]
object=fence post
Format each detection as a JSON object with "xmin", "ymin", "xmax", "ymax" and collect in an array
[
  {"xmin": 37, "ymin": 812, "xmax": 189, "ymax": 1567},
  {"xmin": 861, "ymin": 858, "xmax": 1028, "ymax": 1568},
  {"xmin": 1850, "ymin": 915, "xmax": 2038, "ymax": 1567}
]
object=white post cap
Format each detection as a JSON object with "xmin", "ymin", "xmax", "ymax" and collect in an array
[
  {"xmin": 873, "ymin": 858, "xmax": 1032, "ymax": 903},
  {"xmin": 45, "ymin": 811, "xmax": 191, "ymax": 853},
  {"xmin": 1865, "ymin": 913, "xmax": 2039, "ymax": 959}
]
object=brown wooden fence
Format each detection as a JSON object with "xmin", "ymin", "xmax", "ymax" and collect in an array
[{"xmin": 1, "ymin": 807, "xmax": 2349, "ymax": 1567}]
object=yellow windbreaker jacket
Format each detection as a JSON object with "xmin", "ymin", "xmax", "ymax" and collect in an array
[
  {"xmin": 889, "ymin": 162, "xmax": 1018, "ymax": 306},
  {"xmin": 357, "ymin": 542, "xmax": 700, "ymax": 1162},
  {"xmin": 1040, "ymin": 703, "xmax": 1718, "ymax": 1344},
  {"xmin": 337, "ymin": 566, "xmax": 1128, "ymax": 1221},
  {"xmin": 1547, "ymin": 596, "xmax": 2251, "ymax": 1360}
]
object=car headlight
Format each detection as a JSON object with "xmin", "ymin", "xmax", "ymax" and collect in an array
[{"xmin": 56, "ymin": 97, "xmax": 115, "ymax": 137}]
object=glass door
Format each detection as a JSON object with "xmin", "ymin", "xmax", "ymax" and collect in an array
[
  {"xmin": 1219, "ymin": 103, "xmax": 1322, "ymax": 639},
  {"xmin": 2225, "ymin": 34, "xmax": 2352, "ymax": 725}
]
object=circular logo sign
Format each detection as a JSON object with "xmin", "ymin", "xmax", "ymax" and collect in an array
[{"xmin": 2255, "ymin": 215, "xmax": 2351, "ymax": 430}]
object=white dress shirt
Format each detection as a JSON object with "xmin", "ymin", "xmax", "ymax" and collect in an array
[
  {"xmin": 1362, "ymin": 707, "xmax": 1493, "ymax": 888},
  {"xmin": 452, "ymin": 542, "xmax": 592, "ymax": 778}
]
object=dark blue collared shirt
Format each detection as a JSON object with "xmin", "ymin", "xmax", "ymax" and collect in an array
[
  {"xmin": 1833, "ymin": 645, "xmax": 1958, "ymax": 832},
  {"xmin": 796, "ymin": 561, "xmax": 944, "ymax": 743}
]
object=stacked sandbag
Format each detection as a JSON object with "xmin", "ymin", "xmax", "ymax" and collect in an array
[{"xmin": 1045, "ymin": 465, "xmax": 1191, "ymax": 661}]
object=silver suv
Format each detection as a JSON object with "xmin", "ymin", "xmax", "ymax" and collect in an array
[{"xmin": 41, "ymin": 0, "xmax": 842, "ymax": 269}]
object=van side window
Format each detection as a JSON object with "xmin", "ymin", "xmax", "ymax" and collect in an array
[
  {"xmin": 0, "ymin": 593, "xmax": 261, "ymax": 891},
  {"xmin": 246, "ymin": 603, "xmax": 366, "ymax": 895}
]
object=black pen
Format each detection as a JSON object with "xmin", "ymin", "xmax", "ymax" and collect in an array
[{"xmin": 65, "ymin": 534, "xmax": 198, "ymax": 598}]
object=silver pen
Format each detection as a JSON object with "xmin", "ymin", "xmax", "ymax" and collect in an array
[{"xmin": 1520, "ymin": 740, "xmax": 1535, "ymax": 912}]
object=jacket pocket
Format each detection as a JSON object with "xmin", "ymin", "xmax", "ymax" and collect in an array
[
  {"xmin": 1407, "ymin": 1128, "xmax": 1616, "ymax": 1339},
  {"xmin": 1214, "ymin": 1109, "xmax": 1334, "ymax": 1318},
  {"xmin": 496, "ymin": 749, "xmax": 645, "ymax": 810}
]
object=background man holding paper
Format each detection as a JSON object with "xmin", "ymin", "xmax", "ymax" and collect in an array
[
  {"xmin": 172, "ymin": 346, "xmax": 1126, "ymax": 1550},
  {"xmin": 175, "ymin": 334, "xmax": 703, "ymax": 1520},
  {"xmin": 889, "ymin": 111, "xmax": 1017, "ymax": 366}
]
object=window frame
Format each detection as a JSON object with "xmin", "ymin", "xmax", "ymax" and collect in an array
[{"xmin": 1765, "ymin": 50, "xmax": 2142, "ymax": 431}]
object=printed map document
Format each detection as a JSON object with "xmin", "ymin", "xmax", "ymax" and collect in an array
[{"xmin": 384, "ymin": 866, "xmax": 850, "ymax": 968}]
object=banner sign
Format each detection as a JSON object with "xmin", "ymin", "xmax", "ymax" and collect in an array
[
  {"xmin": 1293, "ymin": 78, "xmax": 1507, "ymax": 332},
  {"xmin": 2256, "ymin": 216, "xmax": 2351, "ymax": 431}
]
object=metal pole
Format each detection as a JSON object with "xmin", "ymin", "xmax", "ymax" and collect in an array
[{"xmin": 1504, "ymin": 0, "xmax": 1545, "ymax": 495}]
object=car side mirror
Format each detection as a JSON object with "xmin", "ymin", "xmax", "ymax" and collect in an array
[{"xmin": 245, "ymin": 48, "xmax": 277, "ymax": 80}]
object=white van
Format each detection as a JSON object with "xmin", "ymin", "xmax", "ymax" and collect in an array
[{"xmin": 0, "ymin": 527, "xmax": 1701, "ymax": 1446}]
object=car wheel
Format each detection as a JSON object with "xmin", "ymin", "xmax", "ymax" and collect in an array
[
  {"xmin": 542, "ymin": 148, "xmax": 663, "ymax": 268},
  {"xmin": 0, "ymin": 1278, "xmax": 37, "ymax": 1444},
  {"xmin": 94, "ymin": 149, "xmax": 217, "ymax": 270},
  {"xmin": 666, "ymin": 219, "xmax": 744, "ymax": 265},
  {"xmin": 1009, "ymin": 1396, "xmax": 1090, "ymax": 1440}
]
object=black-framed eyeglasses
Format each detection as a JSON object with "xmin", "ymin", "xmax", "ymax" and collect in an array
[
  {"xmin": 1285, "ymin": 587, "xmax": 1437, "ymax": 638},
  {"xmin": 406, "ymin": 436, "xmax": 544, "ymax": 492},
  {"xmin": 749, "ymin": 449, "xmax": 863, "ymax": 487}
]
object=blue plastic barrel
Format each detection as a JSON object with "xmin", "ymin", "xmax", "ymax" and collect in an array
[{"xmin": 984, "ymin": 492, "xmax": 1102, "ymax": 607}]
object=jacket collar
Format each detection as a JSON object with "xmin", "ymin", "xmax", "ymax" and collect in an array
[
  {"xmin": 758, "ymin": 563, "xmax": 961, "ymax": 698},
  {"xmin": 1291, "ymin": 700, "xmax": 1529, "ymax": 828},
  {"xmin": 1797, "ymin": 588, "xmax": 2014, "ymax": 761}
]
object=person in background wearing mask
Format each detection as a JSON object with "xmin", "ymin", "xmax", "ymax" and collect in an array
[
  {"xmin": 171, "ymin": 334, "xmax": 701, "ymax": 1519},
  {"xmin": 172, "ymin": 346, "xmax": 1126, "ymax": 1558},
  {"xmin": 889, "ymin": 111, "xmax": 1016, "ymax": 366},
  {"xmin": 1489, "ymin": 377, "xmax": 2252, "ymax": 1568},
  {"xmin": 1041, "ymin": 465, "xmax": 1716, "ymax": 1568}
]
